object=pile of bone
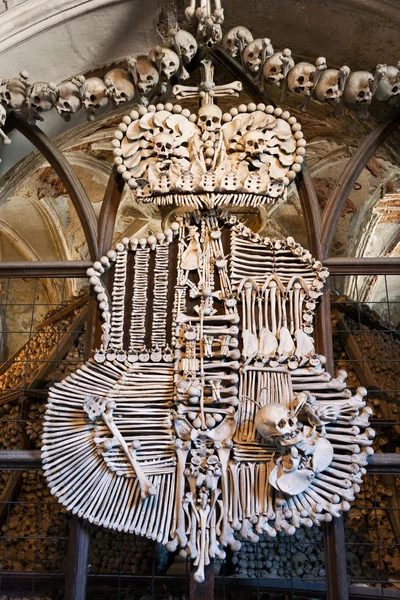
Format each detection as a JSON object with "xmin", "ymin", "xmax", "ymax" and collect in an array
[
  {"xmin": 221, "ymin": 26, "xmax": 400, "ymax": 117},
  {"xmin": 1, "ymin": 471, "xmax": 69, "ymax": 573},
  {"xmin": 0, "ymin": 404, "xmax": 20, "ymax": 450},
  {"xmin": 89, "ymin": 530, "xmax": 154, "ymax": 575},
  {"xmin": 230, "ymin": 529, "xmax": 325, "ymax": 579},
  {"xmin": 45, "ymin": 330, "xmax": 85, "ymax": 383},
  {"xmin": 333, "ymin": 317, "xmax": 400, "ymax": 422},
  {"xmin": 345, "ymin": 507, "xmax": 400, "ymax": 581},
  {"xmin": 0, "ymin": 403, "xmax": 21, "ymax": 492}
]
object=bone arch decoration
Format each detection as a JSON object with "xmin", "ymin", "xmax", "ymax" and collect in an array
[
  {"xmin": 43, "ymin": 209, "xmax": 374, "ymax": 583},
  {"xmin": 0, "ymin": 0, "xmax": 400, "ymax": 154}
]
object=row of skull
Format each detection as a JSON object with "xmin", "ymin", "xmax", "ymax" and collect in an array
[
  {"xmin": 0, "ymin": 27, "xmax": 198, "ymax": 126},
  {"xmin": 222, "ymin": 25, "xmax": 400, "ymax": 115}
]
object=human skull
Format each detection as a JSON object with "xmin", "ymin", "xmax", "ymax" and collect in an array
[
  {"xmin": 263, "ymin": 50, "xmax": 294, "ymax": 87},
  {"xmin": 56, "ymin": 81, "xmax": 83, "ymax": 119},
  {"xmin": 0, "ymin": 103, "xmax": 6, "ymax": 127},
  {"xmin": 374, "ymin": 64, "xmax": 400, "ymax": 102},
  {"xmin": 149, "ymin": 46, "xmax": 180, "ymax": 79},
  {"xmin": 347, "ymin": 552, "xmax": 362, "ymax": 576},
  {"xmin": 104, "ymin": 68, "xmax": 135, "ymax": 105},
  {"xmin": 344, "ymin": 71, "xmax": 374, "ymax": 105},
  {"xmin": 129, "ymin": 56, "xmax": 159, "ymax": 95},
  {"xmin": 314, "ymin": 69, "xmax": 344, "ymax": 103},
  {"xmin": 153, "ymin": 132, "xmax": 174, "ymax": 160},
  {"xmin": 171, "ymin": 29, "xmax": 198, "ymax": 64},
  {"xmin": 222, "ymin": 26, "xmax": 253, "ymax": 58},
  {"xmin": 292, "ymin": 552, "xmax": 310, "ymax": 577},
  {"xmin": 82, "ymin": 77, "xmax": 109, "ymax": 110},
  {"xmin": 371, "ymin": 508, "xmax": 389, "ymax": 531},
  {"xmin": 287, "ymin": 62, "xmax": 317, "ymax": 96},
  {"xmin": 255, "ymin": 403, "xmax": 302, "ymax": 446},
  {"xmin": 242, "ymin": 38, "xmax": 274, "ymax": 73},
  {"xmin": 198, "ymin": 103, "xmax": 222, "ymax": 132},
  {"xmin": 28, "ymin": 81, "xmax": 57, "ymax": 114},
  {"xmin": 0, "ymin": 74, "xmax": 29, "ymax": 110},
  {"xmin": 242, "ymin": 130, "xmax": 266, "ymax": 156}
]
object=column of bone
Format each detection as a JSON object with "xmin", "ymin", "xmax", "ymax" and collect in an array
[
  {"xmin": 129, "ymin": 244, "xmax": 150, "ymax": 352},
  {"xmin": 109, "ymin": 245, "xmax": 128, "ymax": 353},
  {"xmin": 151, "ymin": 242, "xmax": 170, "ymax": 348}
]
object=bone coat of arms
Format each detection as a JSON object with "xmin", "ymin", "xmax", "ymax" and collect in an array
[{"xmin": 42, "ymin": 19, "xmax": 374, "ymax": 584}]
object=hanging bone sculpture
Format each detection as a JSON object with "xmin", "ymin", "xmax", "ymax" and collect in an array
[{"xmin": 42, "ymin": 0, "xmax": 374, "ymax": 585}]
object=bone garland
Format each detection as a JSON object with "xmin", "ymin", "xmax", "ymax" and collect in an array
[
  {"xmin": 114, "ymin": 98, "xmax": 304, "ymax": 205},
  {"xmin": 129, "ymin": 246, "xmax": 150, "ymax": 352},
  {"xmin": 151, "ymin": 242, "xmax": 170, "ymax": 348}
]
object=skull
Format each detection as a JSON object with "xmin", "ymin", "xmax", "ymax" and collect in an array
[
  {"xmin": 29, "ymin": 81, "xmax": 57, "ymax": 114},
  {"xmin": 153, "ymin": 132, "xmax": 174, "ymax": 160},
  {"xmin": 198, "ymin": 103, "xmax": 222, "ymax": 132},
  {"xmin": 242, "ymin": 38, "xmax": 274, "ymax": 73},
  {"xmin": 371, "ymin": 508, "xmax": 389, "ymax": 531},
  {"xmin": 82, "ymin": 77, "xmax": 109, "ymax": 110},
  {"xmin": 222, "ymin": 26, "xmax": 253, "ymax": 58},
  {"xmin": 0, "ymin": 103, "xmax": 6, "ymax": 127},
  {"xmin": 344, "ymin": 71, "xmax": 374, "ymax": 105},
  {"xmin": 314, "ymin": 69, "xmax": 344, "ymax": 103},
  {"xmin": 56, "ymin": 81, "xmax": 83, "ymax": 119},
  {"xmin": 104, "ymin": 68, "xmax": 135, "ymax": 105},
  {"xmin": 347, "ymin": 552, "xmax": 362, "ymax": 576},
  {"xmin": 129, "ymin": 56, "xmax": 159, "ymax": 95},
  {"xmin": 255, "ymin": 403, "xmax": 302, "ymax": 446},
  {"xmin": 0, "ymin": 74, "xmax": 29, "ymax": 110},
  {"xmin": 242, "ymin": 130, "xmax": 266, "ymax": 156},
  {"xmin": 263, "ymin": 50, "xmax": 295, "ymax": 87},
  {"xmin": 374, "ymin": 64, "xmax": 400, "ymax": 102},
  {"xmin": 149, "ymin": 46, "xmax": 180, "ymax": 79},
  {"xmin": 292, "ymin": 552, "xmax": 310, "ymax": 577},
  {"xmin": 171, "ymin": 29, "xmax": 198, "ymax": 64},
  {"xmin": 287, "ymin": 62, "xmax": 317, "ymax": 96},
  {"xmin": 347, "ymin": 508, "xmax": 364, "ymax": 530}
]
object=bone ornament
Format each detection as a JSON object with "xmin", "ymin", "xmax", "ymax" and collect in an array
[
  {"xmin": 114, "ymin": 65, "xmax": 304, "ymax": 207},
  {"xmin": 43, "ymin": 209, "xmax": 373, "ymax": 586},
  {"xmin": 55, "ymin": 80, "xmax": 83, "ymax": 120}
]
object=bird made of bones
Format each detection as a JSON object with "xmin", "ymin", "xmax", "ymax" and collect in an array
[{"xmin": 43, "ymin": 1, "xmax": 374, "ymax": 585}]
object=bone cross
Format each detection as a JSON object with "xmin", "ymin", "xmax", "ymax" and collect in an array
[
  {"xmin": 84, "ymin": 394, "xmax": 156, "ymax": 499},
  {"xmin": 173, "ymin": 59, "xmax": 242, "ymax": 103}
]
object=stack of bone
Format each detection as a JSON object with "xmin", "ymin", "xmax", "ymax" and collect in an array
[
  {"xmin": 89, "ymin": 530, "xmax": 155, "ymax": 575},
  {"xmin": 0, "ymin": 471, "xmax": 69, "ymax": 573},
  {"xmin": 231, "ymin": 529, "xmax": 325, "ymax": 579}
]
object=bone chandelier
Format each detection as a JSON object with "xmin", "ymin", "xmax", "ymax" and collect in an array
[{"xmin": 42, "ymin": 0, "xmax": 374, "ymax": 584}]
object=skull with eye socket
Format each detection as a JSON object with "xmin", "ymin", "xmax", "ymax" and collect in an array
[
  {"xmin": 242, "ymin": 130, "xmax": 266, "ymax": 157},
  {"xmin": 153, "ymin": 132, "xmax": 175, "ymax": 161},
  {"xmin": 255, "ymin": 403, "xmax": 303, "ymax": 446},
  {"xmin": 198, "ymin": 103, "xmax": 222, "ymax": 133}
]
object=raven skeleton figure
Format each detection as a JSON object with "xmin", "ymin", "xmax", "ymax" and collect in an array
[{"xmin": 43, "ymin": 54, "xmax": 374, "ymax": 586}]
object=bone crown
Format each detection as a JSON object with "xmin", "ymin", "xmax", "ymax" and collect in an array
[{"xmin": 114, "ymin": 101, "xmax": 305, "ymax": 208}]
